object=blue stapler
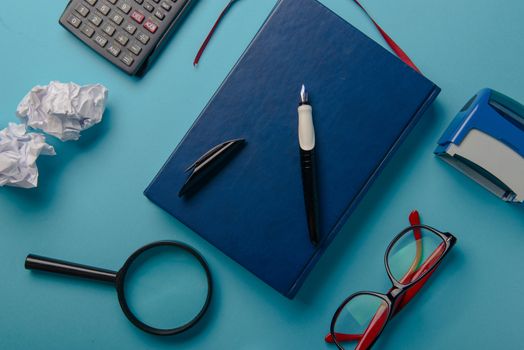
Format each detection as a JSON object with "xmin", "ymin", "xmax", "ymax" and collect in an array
[{"xmin": 435, "ymin": 88, "xmax": 524, "ymax": 203}]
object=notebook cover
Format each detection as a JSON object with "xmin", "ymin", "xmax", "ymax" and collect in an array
[{"xmin": 145, "ymin": 0, "xmax": 440, "ymax": 298}]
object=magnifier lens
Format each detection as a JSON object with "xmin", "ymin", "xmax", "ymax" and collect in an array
[{"xmin": 123, "ymin": 245, "xmax": 209, "ymax": 330}]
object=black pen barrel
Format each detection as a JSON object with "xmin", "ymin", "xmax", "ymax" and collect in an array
[{"xmin": 300, "ymin": 148, "xmax": 320, "ymax": 245}]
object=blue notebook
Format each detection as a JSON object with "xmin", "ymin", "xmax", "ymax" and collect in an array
[{"xmin": 145, "ymin": 0, "xmax": 440, "ymax": 298}]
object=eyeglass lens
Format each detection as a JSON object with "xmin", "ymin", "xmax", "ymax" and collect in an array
[
  {"xmin": 387, "ymin": 227, "xmax": 446, "ymax": 285},
  {"xmin": 333, "ymin": 294, "xmax": 390, "ymax": 349}
]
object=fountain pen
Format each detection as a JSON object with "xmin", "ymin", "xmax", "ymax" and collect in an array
[{"xmin": 298, "ymin": 84, "xmax": 320, "ymax": 246}]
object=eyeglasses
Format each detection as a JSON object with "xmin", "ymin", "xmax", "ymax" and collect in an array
[{"xmin": 325, "ymin": 211, "xmax": 457, "ymax": 350}]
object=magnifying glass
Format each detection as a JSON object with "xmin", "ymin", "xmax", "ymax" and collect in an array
[{"xmin": 25, "ymin": 241, "xmax": 212, "ymax": 336}]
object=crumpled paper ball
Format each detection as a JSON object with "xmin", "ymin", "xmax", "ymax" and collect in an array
[
  {"xmin": 16, "ymin": 81, "xmax": 108, "ymax": 141},
  {"xmin": 0, "ymin": 123, "xmax": 55, "ymax": 188}
]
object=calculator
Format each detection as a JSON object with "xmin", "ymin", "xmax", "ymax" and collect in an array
[{"xmin": 59, "ymin": 0, "xmax": 194, "ymax": 75}]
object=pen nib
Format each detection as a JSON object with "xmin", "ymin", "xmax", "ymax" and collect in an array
[{"xmin": 300, "ymin": 84, "xmax": 309, "ymax": 104}]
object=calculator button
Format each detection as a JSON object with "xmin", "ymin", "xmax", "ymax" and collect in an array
[
  {"xmin": 67, "ymin": 14, "xmax": 82, "ymax": 28},
  {"xmin": 121, "ymin": 53, "xmax": 135, "ymax": 66},
  {"xmin": 107, "ymin": 43, "xmax": 122, "ymax": 57},
  {"xmin": 131, "ymin": 10, "xmax": 145, "ymax": 23},
  {"xmin": 75, "ymin": 5, "xmax": 90, "ymax": 17},
  {"xmin": 115, "ymin": 33, "xmax": 129, "ymax": 46},
  {"xmin": 136, "ymin": 32, "xmax": 150, "ymax": 44},
  {"xmin": 128, "ymin": 42, "xmax": 142, "ymax": 55},
  {"xmin": 110, "ymin": 13, "xmax": 124, "ymax": 25},
  {"xmin": 124, "ymin": 22, "xmax": 137, "ymax": 34},
  {"xmin": 96, "ymin": 3, "xmax": 111, "ymax": 15},
  {"xmin": 94, "ymin": 34, "xmax": 108, "ymax": 47},
  {"xmin": 134, "ymin": 0, "xmax": 144, "ymax": 4},
  {"xmin": 107, "ymin": 0, "xmax": 118, "ymax": 4},
  {"xmin": 154, "ymin": 10, "xmax": 164, "ymax": 20},
  {"xmin": 143, "ymin": 2, "xmax": 154, "ymax": 12},
  {"xmin": 86, "ymin": 0, "xmax": 98, "ymax": 5},
  {"xmin": 103, "ymin": 24, "xmax": 116, "ymax": 36},
  {"xmin": 81, "ymin": 25, "xmax": 95, "ymax": 38},
  {"xmin": 161, "ymin": 2, "xmax": 171, "ymax": 11},
  {"xmin": 89, "ymin": 14, "xmax": 103, "ymax": 26},
  {"xmin": 118, "ymin": 2, "xmax": 132, "ymax": 14},
  {"xmin": 143, "ymin": 19, "xmax": 158, "ymax": 33}
]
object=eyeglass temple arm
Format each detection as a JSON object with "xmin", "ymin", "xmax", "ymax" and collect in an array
[
  {"xmin": 354, "ymin": 304, "xmax": 390, "ymax": 350},
  {"xmin": 25, "ymin": 254, "xmax": 118, "ymax": 284},
  {"xmin": 405, "ymin": 211, "xmax": 423, "ymax": 277},
  {"xmin": 390, "ymin": 211, "xmax": 423, "ymax": 309},
  {"xmin": 325, "ymin": 333, "xmax": 361, "ymax": 343},
  {"xmin": 393, "ymin": 242, "xmax": 446, "ymax": 313}
]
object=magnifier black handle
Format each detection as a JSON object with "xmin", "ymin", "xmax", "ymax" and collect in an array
[{"xmin": 25, "ymin": 254, "xmax": 117, "ymax": 284}]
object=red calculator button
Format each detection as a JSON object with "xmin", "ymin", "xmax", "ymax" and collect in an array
[
  {"xmin": 131, "ymin": 10, "xmax": 145, "ymax": 24},
  {"xmin": 143, "ymin": 19, "xmax": 158, "ymax": 33}
]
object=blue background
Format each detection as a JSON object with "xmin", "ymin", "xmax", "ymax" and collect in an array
[{"xmin": 1, "ymin": 0, "xmax": 523, "ymax": 349}]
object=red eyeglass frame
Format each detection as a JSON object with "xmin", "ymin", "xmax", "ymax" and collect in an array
[{"xmin": 326, "ymin": 211, "xmax": 457, "ymax": 350}]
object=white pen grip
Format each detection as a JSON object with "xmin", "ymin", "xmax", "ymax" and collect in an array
[{"xmin": 298, "ymin": 105, "xmax": 315, "ymax": 151}]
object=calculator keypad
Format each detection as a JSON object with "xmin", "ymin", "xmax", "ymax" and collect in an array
[
  {"xmin": 81, "ymin": 25, "xmax": 95, "ymax": 37},
  {"xmin": 107, "ymin": 43, "xmax": 122, "ymax": 57},
  {"xmin": 143, "ymin": 3, "xmax": 154, "ymax": 12},
  {"xmin": 131, "ymin": 10, "xmax": 145, "ymax": 23},
  {"xmin": 67, "ymin": 15, "xmax": 82, "ymax": 28},
  {"xmin": 75, "ymin": 5, "xmax": 90, "ymax": 17},
  {"xmin": 136, "ymin": 31, "xmax": 150, "ymax": 45},
  {"xmin": 129, "ymin": 42, "xmax": 142, "ymax": 55},
  {"xmin": 154, "ymin": 10, "xmax": 165, "ymax": 20},
  {"xmin": 115, "ymin": 33, "xmax": 129, "ymax": 46},
  {"xmin": 94, "ymin": 34, "xmax": 108, "ymax": 47},
  {"xmin": 60, "ymin": 0, "xmax": 192, "ymax": 75},
  {"xmin": 110, "ymin": 13, "xmax": 124, "ymax": 25},
  {"xmin": 96, "ymin": 3, "xmax": 111, "ymax": 16},
  {"xmin": 143, "ymin": 19, "xmax": 158, "ymax": 33},
  {"xmin": 89, "ymin": 14, "xmax": 103, "ymax": 26}
]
